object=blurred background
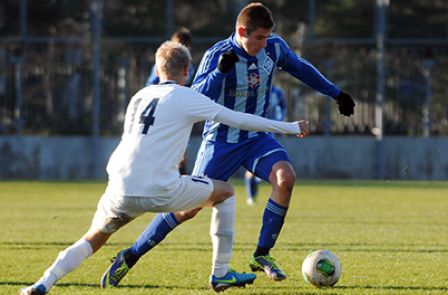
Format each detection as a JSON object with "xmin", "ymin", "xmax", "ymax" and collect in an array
[{"xmin": 0, "ymin": 0, "xmax": 447, "ymax": 180}]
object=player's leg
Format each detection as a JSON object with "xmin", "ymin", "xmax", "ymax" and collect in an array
[
  {"xmin": 101, "ymin": 140, "xmax": 256, "ymax": 290},
  {"xmin": 249, "ymin": 160, "xmax": 294, "ymax": 280},
  {"xmin": 195, "ymin": 141, "xmax": 257, "ymax": 290},
  {"xmin": 21, "ymin": 191, "xmax": 134, "ymax": 294},
  {"xmin": 116, "ymin": 177, "xmax": 235, "ymax": 270},
  {"xmin": 208, "ymin": 195, "xmax": 255, "ymax": 292},
  {"xmin": 101, "ymin": 178, "xmax": 255, "ymax": 291},
  {"xmin": 22, "ymin": 229, "xmax": 112, "ymax": 294},
  {"xmin": 100, "ymin": 177, "xmax": 221, "ymax": 288},
  {"xmin": 243, "ymin": 134, "xmax": 294, "ymax": 280},
  {"xmin": 101, "ymin": 140, "xmax": 248, "ymax": 286},
  {"xmin": 104, "ymin": 144, "xmax": 214, "ymax": 277},
  {"xmin": 244, "ymin": 171, "xmax": 258, "ymax": 205},
  {"xmin": 20, "ymin": 235, "xmax": 99, "ymax": 295}
]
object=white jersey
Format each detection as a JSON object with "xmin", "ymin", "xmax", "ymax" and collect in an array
[
  {"xmin": 106, "ymin": 82, "xmax": 225, "ymax": 197},
  {"xmin": 106, "ymin": 81, "xmax": 300, "ymax": 197}
]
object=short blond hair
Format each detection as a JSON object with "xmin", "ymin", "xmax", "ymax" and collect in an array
[{"xmin": 155, "ymin": 41, "xmax": 192, "ymax": 79}]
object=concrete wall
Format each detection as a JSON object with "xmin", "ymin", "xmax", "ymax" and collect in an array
[{"xmin": 0, "ymin": 135, "xmax": 447, "ymax": 180}]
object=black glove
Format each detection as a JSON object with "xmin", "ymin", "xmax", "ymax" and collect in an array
[
  {"xmin": 217, "ymin": 50, "xmax": 239, "ymax": 73},
  {"xmin": 335, "ymin": 91, "xmax": 355, "ymax": 116}
]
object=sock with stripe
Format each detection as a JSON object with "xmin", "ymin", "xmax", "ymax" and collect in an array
[
  {"xmin": 126, "ymin": 212, "xmax": 179, "ymax": 267},
  {"xmin": 254, "ymin": 198, "xmax": 288, "ymax": 257}
]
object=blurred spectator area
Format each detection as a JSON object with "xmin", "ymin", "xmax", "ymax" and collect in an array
[{"xmin": 0, "ymin": 0, "xmax": 447, "ymax": 136}]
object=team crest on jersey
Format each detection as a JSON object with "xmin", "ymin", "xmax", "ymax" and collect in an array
[
  {"xmin": 247, "ymin": 73, "xmax": 261, "ymax": 89},
  {"xmin": 261, "ymin": 56, "xmax": 274, "ymax": 74}
]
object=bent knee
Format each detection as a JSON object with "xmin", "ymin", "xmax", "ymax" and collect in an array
[
  {"xmin": 272, "ymin": 170, "xmax": 296, "ymax": 190},
  {"xmin": 222, "ymin": 183, "xmax": 234, "ymax": 198},
  {"xmin": 177, "ymin": 208, "xmax": 201, "ymax": 221},
  {"xmin": 214, "ymin": 180, "xmax": 234, "ymax": 199}
]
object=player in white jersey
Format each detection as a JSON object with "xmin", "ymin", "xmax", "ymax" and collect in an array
[
  {"xmin": 145, "ymin": 27, "xmax": 195, "ymax": 175},
  {"xmin": 20, "ymin": 41, "xmax": 309, "ymax": 295}
]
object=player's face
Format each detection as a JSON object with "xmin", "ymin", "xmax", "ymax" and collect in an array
[{"xmin": 239, "ymin": 27, "xmax": 272, "ymax": 56}]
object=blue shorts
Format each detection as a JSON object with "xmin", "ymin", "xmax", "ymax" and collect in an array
[{"xmin": 192, "ymin": 133, "xmax": 290, "ymax": 182}]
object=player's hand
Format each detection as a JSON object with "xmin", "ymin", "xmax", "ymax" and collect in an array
[
  {"xmin": 297, "ymin": 120, "xmax": 310, "ymax": 138},
  {"xmin": 335, "ymin": 91, "xmax": 355, "ymax": 116},
  {"xmin": 217, "ymin": 50, "xmax": 239, "ymax": 73}
]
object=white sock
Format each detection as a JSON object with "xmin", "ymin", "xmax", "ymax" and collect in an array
[
  {"xmin": 36, "ymin": 239, "xmax": 93, "ymax": 291},
  {"xmin": 210, "ymin": 196, "xmax": 235, "ymax": 278}
]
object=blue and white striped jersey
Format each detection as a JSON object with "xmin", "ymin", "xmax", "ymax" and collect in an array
[{"xmin": 192, "ymin": 33, "xmax": 340, "ymax": 143}]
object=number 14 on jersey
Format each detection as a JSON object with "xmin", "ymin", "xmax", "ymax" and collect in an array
[{"xmin": 140, "ymin": 99, "xmax": 159, "ymax": 134}]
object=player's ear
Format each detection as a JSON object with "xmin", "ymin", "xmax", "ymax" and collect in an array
[
  {"xmin": 237, "ymin": 26, "xmax": 246, "ymax": 38},
  {"xmin": 155, "ymin": 67, "xmax": 159, "ymax": 77},
  {"xmin": 183, "ymin": 64, "xmax": 189, "ymax": 77}
]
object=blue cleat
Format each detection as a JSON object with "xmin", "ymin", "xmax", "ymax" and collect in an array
[
  {"xmin": 250, "ymin": 255, "xmax": 287, "ymax": 281},
  {"xmin": 19, "ymin": 284, "xmax": 47, "ymax": 295},
  {"xmin": 101, "ymin": 249, "xmax": 131, "ymax": 288},
  {"xmin": 210, "ymin": 268, "xmax": 256, "ymax": 292}
]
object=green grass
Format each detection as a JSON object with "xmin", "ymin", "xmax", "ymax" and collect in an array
[{"xmin": 1, "ymin": 180, "xmax": 447, "ymax": 294}]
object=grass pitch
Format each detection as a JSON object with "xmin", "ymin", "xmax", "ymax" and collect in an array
[{"xmin": 1, "ymin": 180, "xmax": 447, "ymax": 294}]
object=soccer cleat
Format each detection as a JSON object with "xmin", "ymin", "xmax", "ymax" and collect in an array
[
  {"xmin": 210, "ymin": 268, "xmax": 256, "ymax": 292},
  {"xmin": 250, "ymin": 255, "xmax": 287, "ymax": 281},
  {"xmin": 101, "ymin": 249, "xmax": 131, "ymax": 288},
  {"xmin": 19, "ymin": 284, "xmax": 47, "ymax": 295}
]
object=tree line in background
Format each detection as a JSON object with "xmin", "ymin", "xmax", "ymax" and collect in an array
[{"xmin": 0, "ymin": 0, "xmax": 447, "ymax": 136}]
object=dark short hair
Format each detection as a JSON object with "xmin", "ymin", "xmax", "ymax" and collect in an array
[
  {"xmin": 236, "ymin": 2, "xmax": 274, "ymax": 34},
  {"xmin": 171, "ymin": 27, "xmax": 193, "ymax": 48}
]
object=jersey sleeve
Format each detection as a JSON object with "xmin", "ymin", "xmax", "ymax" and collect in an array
[
  {"xmin": 275, "ymin": 36, "xmax": 341, "ymax": 99},
  {"xmin": 215, "ymin": 108, "xmax": 300, "ymax": 135},
  {"xmin": 191, "ymin": 45, "xmax": 229, "ymax": 100},
  {"xmin": 184, "ymin": 91, "xmax": 226, "ymax": 122},
  {"xmin": 183, "ymin": 89, "xmax": 300, "ymax": 134}
]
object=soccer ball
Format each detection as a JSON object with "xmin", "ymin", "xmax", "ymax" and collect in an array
[{"xmin": 301, "ymin": 249, "xmax": 341, "ymax": 287}]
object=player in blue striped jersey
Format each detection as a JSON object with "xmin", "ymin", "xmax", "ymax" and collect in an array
[
  {"xmin": 102, "ymin": 2, "xmax": 355, "ymax": 286},
  {"xmin": 245, "ymin": 84, "xmax": 286, "ymax": 205}
]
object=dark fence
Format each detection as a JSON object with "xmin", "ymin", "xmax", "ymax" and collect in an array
[{"xmin": 1, "ymin": 38, "xmax": 446, "ymax": 137}]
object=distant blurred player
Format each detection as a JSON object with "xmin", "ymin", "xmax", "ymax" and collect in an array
[
  {"xmin": 20, "ymin": 41, "xmax": 309, "ymax": 295},
  {"xmin": 145, "ymin": 27, "xmax": 196, "ymax": 87},
  {"xmin": 245, "ymin": 85, "xmax": 286, "ymax": 205}
]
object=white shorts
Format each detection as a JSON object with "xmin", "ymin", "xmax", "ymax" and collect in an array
[{"xmin": 91, "ymin": 175, "xmax": 214, "ymax": 233}]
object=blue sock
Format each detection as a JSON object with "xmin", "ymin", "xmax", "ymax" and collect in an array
[
  {"xmin": 129, "ymin": 212, "xmax": 179, "ymax": 258},
  {"xmin": 254, "ymin": 199, "xmax": 288, "ymax": 257}
]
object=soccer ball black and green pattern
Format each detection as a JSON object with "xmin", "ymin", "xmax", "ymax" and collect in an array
[{"xmin": 302, "ymin": 249, "xmax": 341, "ymax": 287}]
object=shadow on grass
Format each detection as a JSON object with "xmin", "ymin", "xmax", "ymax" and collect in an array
[
  {"xmin": 2, "ymin": 280, "xmax": 209, "ymax": 291},
  {"xmin": 1, "ymin": 281, "xmax": 99, "ymax": 288},
  {"xmin": 5, "ymin": 281, "xmax": 447, "ymax": 294},
  {"xmin": 336, "ymin": 285, "xmax": 448, "ymax": 292},
  {"xmin": 3, "ymin": 241, "xmax": 447, "ymax": 254}
]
